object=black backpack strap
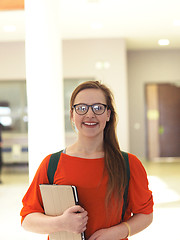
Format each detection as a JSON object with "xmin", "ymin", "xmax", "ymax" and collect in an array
[
  {"xmin": 47, "ymin": 150, "xmax": 63, "ymax": 184},
  {"xmin": 121, "ymin": 151, "xmax": 130, "ymax": 221}
]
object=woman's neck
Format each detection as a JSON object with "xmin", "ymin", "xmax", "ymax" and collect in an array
[{"xmin": 67, "ymin": 134, "xmax": 104, "ymax": 158}]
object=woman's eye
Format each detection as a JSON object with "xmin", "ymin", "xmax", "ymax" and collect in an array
[
  {"xmin": 78, "ymin": 106, "xmax": 86, "ymax": 111},
  {"xmin": 94, "ymin": 105, "xmax": 102, "ymax": 110}
]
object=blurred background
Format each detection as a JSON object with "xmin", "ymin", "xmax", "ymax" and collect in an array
[{"xmin": 0, "ymin": 0, "xmax": 179, "ymax": 239}]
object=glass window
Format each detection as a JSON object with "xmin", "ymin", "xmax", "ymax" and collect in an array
[{"xmin": 0, "ymin": 81, "xmax": 27, "ymax": 133}]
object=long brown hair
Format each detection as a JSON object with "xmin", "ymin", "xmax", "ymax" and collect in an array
[{"xmin": 70, "ymin": 80, "xmax": 127, "ymax": 206}]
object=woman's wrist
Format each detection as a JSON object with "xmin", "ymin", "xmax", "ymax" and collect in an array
[
  {"xmin": 50, "ymin": 215, "xmax": 66, "ymax": 233},
  {"xmin": 122, "ymin": 222, "xmax": 131, "ymax": 238},
  {"xmin": 111, "ymin": 222, "xmax": 130, "ymax": 239}
]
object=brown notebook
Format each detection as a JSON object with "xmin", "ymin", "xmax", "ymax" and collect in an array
[{"xmin": 39, "ymin": 184, "xmax": 85, "ymax": 240}]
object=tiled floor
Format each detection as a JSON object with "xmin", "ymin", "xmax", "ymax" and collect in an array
[{"xmin": 0, "ymin": 160, "xmax": 180, "ymax": 240}]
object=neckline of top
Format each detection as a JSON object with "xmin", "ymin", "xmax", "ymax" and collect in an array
[{"xmin": 61, "ymin": 152, "xmax": 104, "ymax": 160}]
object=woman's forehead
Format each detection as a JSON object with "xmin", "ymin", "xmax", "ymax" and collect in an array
[{"xmin": 74, "ymin": 89, "xmax": 106, "ymax": 104}]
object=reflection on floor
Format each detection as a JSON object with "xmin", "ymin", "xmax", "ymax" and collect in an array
[{"xmin": 0, "ymin": 160, "xmax": 180, "ymax": 240}]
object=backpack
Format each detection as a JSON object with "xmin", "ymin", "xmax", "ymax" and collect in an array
[{"xmin": 47, "ymin": 150, "xmax": 130, "ymax": 221}]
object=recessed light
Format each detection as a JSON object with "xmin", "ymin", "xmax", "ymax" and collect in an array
[
  {"xmin": 95, "ymin": 61, "xmax": 103, "ymax": 69},
  {"xmin": 104, "ymin": 61, "xmax": 110, "ymax": 69},
  {"xmin": 95, "ymin": 61, "xmax": 110, "ymax": 69},
  {"xmin": 90, "ymin": 22, "xmax": 103, "ymax": 30},
  {"xmin": 3, "ymin": 25, "xmax": 16, "ymax": 32},
  {"xmin": 158, "ymin": 39, "xmax": 170, "ymax": 46},
  {"xmin": 173, "ymin": 19, "xmax": 180, "ymax": 26},
  {"xmin": 88, "ymin": 0, "xmax": 100, "ymax": 2}
]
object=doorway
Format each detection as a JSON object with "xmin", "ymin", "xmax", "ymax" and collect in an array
[{"xmin": 145, "ymin": 83, "xmax": 180, "ymax": 160}]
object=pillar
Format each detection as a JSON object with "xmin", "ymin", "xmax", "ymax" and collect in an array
[{"xmin": 25, "ymin": 0, "xmax": 65, "ymax": 181}]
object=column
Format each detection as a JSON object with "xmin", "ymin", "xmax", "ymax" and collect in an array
[{"xmin": 25, "ymin": 0, "xmax": 65, "ymax": 181}]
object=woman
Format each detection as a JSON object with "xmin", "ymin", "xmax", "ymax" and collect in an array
[{"xmin": 21, "ymin": 80, "xmax": 153, "ymax": 239}]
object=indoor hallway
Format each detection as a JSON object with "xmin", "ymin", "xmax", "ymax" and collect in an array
[{"xmin": 0, "ymin": 160, "xmax": 180, "ymax": 240}]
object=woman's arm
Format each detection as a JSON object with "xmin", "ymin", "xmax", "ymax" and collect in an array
[
  {"xmin": 88, "ymin": 212, "xmax": 153, "ymax": 240},
  {"xmin": 122, "ymin": 212, "xmax": 153, "ymax": 237},
  {"xmin": 22, "ymin": 205, "xmax": 88, "ymax": 235}
]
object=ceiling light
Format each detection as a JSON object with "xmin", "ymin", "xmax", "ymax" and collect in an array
[
  {"xmin": 158, "ymin": 39, "xmax": 170, "ymax": 46},
  {"xmin": 173, "ymin": 19, "xmax": 180, "ymax": 26},
  {"xmin": 95, "ymin": 61, "xmax": 110, "ymax": 69},
  {"xmin": 3, "ymin": 25, "xmax": 16, "ymax": 32},
  {"xmin": 103, "ymin": 61, "xmax": 110, "ymax": 69},
  {"xmin": 95, "ymin": 61, "xmax": 103, "ymax": 69},
  {"xmin": 0, "ymin": 116, "xmax": 12, "ymax": 126},
  {"xmin": 90, "ymin": 22, "xmax": 103, "ymax": 30},
  {"xmin": 0, "ymin": 106, "xmax": 11, "ymax": 115},
  {"xmin": 88, "ymin": 0, "xmax": 100, "ymax": 2}
]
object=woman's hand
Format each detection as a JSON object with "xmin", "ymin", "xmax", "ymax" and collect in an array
[
  {"xmin": 88, "ymin": 228, "xmax": 119, "ymax": 240},
  {"xmin": 88, "ymin": 213, "xmax": 153, "ymax": 240},
  {"xmin": 59, "ymin": 205, "xmax": 88, "ymax": 234},
  {"xmin": 88, "ymin": 224, "xmax": 128, "ymax": 240},
  {"xmin": 88, "ymin": 228, "xmax": 112, "ymax": 240},
  {"xmin": 22, "ymin": 205, "xmax": 88, "ymax": 235}
]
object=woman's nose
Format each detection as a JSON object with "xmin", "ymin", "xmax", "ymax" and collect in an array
[{"xmin": 86, "ymin": 106, "xmax": 95, "ymax": 116}]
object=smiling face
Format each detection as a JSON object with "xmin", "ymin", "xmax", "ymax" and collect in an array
[{"xmin": 71, "ymin": 89, "xmax": 111, "ymax": 139}]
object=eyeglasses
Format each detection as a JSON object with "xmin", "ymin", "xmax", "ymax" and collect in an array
[{"xmin": 73, "ymin": 103, "xmax": 107, "ymax": 115}]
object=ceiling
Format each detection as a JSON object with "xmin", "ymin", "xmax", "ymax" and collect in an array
[{"xmin": 0, "ymin": 0, "xmax": 180, "ymax": 50}]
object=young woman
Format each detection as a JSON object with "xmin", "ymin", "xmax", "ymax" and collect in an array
[{"xmin": 21, "ymin": 80, "xmax": 153, "ymax": 240}]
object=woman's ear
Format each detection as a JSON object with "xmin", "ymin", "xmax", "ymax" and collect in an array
[
  {"xmin": 70, "ymin": 109, "xmax": 74, "ymax": 121},
  {"xmin": 107, "ymin": 109, "xmax": 111, "ymax": 122}
]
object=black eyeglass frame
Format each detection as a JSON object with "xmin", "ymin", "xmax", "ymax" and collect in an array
[{"xmin": 72, "ymin": 103, "xmax": 108, "ymax": 115}]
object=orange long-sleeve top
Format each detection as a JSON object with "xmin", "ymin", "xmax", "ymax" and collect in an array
[{"xmin": 20, "ymin": 152, "xmax": 153, "ymax": 239}]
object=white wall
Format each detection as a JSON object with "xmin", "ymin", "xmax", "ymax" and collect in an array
[
  {"xmin": 127, "ymin": 49, "xmax": 180, "ymax": 158},
  {"xmin": 0, "ymin": 42, "xmax": 25, "ymax": 80}
]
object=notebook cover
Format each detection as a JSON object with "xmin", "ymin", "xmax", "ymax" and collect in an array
[{"xmin": 39, "ymin": 184, "xmax": 85, "ymax": 240}]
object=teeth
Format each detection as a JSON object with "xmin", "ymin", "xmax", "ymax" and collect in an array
[{"xmin": 84, "ymin": 122, "xmax": 97, "ymax": 125}]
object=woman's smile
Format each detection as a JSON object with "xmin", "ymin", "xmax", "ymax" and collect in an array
[{"xmin": 82, "ymin": 121, "xmax": 99, "ymax": 127}]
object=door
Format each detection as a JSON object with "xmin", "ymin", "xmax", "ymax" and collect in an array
[
  {"xmin": 145, "ymin": 83, "xmax": 180, "ymax": 160},
  {"xmin": 158, "ymin": 84, "xmax": 180, "ymax": 157}
]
